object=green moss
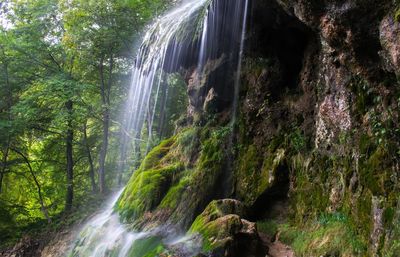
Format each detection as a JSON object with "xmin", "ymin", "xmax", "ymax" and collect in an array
[
  {"xmin": 116, "ymin": 137, "xmax": 184, "ymax": 222},
  {"xmin": 289, "ymin": 154, "xmax": 332, "ymax": 224},
  {"xmin": 117, "ymin": 163, "xmax": 183, "ymax": 222},
  {"xmin": 236, "ymin": 143, "xmax": 286, "ymax": 206},
  {"xmin": 395, "ymin": 8, "xmax": 400, "ymax": 22},
  {"xmin": 359, "ymin": 133, "xmax": 376, "ymax": 156},
  {"xmin": 188, "ymin": 200, "xmax": 243, "ymax": 252},
  {"xmin": 117, "ymin": 125, "xmax": 231, "ymax": 226},
  {"xmin": 127, "ymin": 236, "xmax": 166, "ymax": 257},
  {"xmin": 275, "ymin": 213, "xmax": 367, "ymax": 257},
  {"xmin": 383, "ymin": 208, "xmax": 395, "ymax": 227},
  {"xmin": 257, "ymin": 220, "xmax": 279, "ymax": 236},
  {"xmin": 140, "ymin": 137, "xmax": 176, "ymax": 170},
  {"xmin": 176, "ymin": 127, "xmax": 200, "ymax": 163},
  {"xmin": 159, "ymin": 173, "xmax": 191, "ymax": 209},
  {"xmin": 359, "ymin": 146, "xmax": 390, "ymax": 195},
  {"xmin": 355, "ymin": 190, "xmax": 373, "ymax": 238},
  {"xmin": 382, "ymin": 199, "xmax": 400, "ymax": 257},
  {"xmin": 236, "ymin": 145, "xmax": 263, "ymax": 204}
]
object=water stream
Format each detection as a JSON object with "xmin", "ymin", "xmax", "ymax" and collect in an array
[
  {"xmin": 68, "ymin": 0, "xmax": 249, "ymax": 256},
  {"xmin": 67, "ymin": 190, "xmax": 148, "ymax": 257}
]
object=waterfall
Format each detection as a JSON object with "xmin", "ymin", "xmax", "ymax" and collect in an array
[
  {"xmin": 67, "ymin": 190, "xmax": 149, "ymax": 257},
  {"xmin": 68, "ymin": 0, "xmax": 249, "ymax": 256}
]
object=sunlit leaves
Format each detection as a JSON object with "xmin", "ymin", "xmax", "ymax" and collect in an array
[{"xmin": 0, "ymin": 0, "xmax": 174, "ymax": 246}]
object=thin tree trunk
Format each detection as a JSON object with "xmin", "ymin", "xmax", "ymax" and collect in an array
[
  {"xmin": 0, "ymin": 53, "xmax": 11, "ymax": 194},
  {"xmin": 12, "ymin": 148, "xmax": 51, "ymax": 223},
  {"xmin": 0, "ymin": 140, "xmax": 10, "ymax": 194},
  {"xmin": 98, "ymin": 111, "xmax": 109, "ymax": 193},
  {"xmin": 83, "ymin": 121, "xmax": 96, "ymax": 193},
  {"xmin": 133, "ymin": 131, "xmax": 142, "ymax": 168},
  {"xmin": 65, "ymin": 100, "xmax": 74, "ymax": 211},
  {"xmin": 117, "ymin": 127, "xmax": 127, "ymax": 186},
  {"xmin": 0, "ymin": 172, "xmax": 3, "ymax": 194},
  {"xmin": 98, "ymin": 53, "xmax": 113, "ymax": 194}
]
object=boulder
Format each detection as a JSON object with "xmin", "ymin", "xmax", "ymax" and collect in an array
[{"xmin": 188, "ymin": 199, "xmax": 267, "ymax": 257}]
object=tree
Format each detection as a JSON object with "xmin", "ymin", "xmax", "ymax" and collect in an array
[{"xmin": 0, "ymin": 0, "xmax": 172, "ymax": 247}]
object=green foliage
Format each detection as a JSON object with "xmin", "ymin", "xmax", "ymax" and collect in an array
[
  {"xmin": 383, "ymin": 199, "xmax": 400, "ymax": 257},
  {"xmin": 257, "ymin": 220, "xmax": 279, "ymax": 236},
  {"xmin": 0, "ymin": 204, "xmax": 18, "ymax": 247},
  {"xmin": 266, "ymin": 213, "xmax": 367, "ymax": 257},
  {"xmin": 395, "ymin": 7, "xmax": 400, "ymax": 22},
  {"xmin": 350, "ymin": 76, "xmax": 400, "ymax": 149},
  {"xmin": 287, "ymin": 128, "xmax": 307, "ymax": 153},
  {"xmin": 288, "ymin": 147, "xmax": 400, "ymax": 256},
  {"xmin": 0, "ymin": 0, "xmax": 172, "ymax": 248}
]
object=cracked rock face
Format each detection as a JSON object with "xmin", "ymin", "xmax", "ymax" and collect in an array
[{"xmin": 380, "ymin": 15, "xmax": 400, "ymax": 74}]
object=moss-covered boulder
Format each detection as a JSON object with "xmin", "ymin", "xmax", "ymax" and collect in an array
[
  {"xmin": 188, "ymin": 199, "xmax": 267, "ymax": 257},
  {"xmin": 116, "ymin": 125, "xmax": 233, "ymax": 229},
  {"xmin": 116, "ymin": 137, "xmax": 183, "ymax": 222}
]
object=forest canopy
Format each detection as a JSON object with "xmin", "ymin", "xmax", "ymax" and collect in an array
[{"xmin": 0, "ymin": 0, "xmax": 178, "ymax": 247}]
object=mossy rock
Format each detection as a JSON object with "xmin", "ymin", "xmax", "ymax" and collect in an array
[
  {"xmin": 188, "ymin": 199, "xmax": 262, "ymax": 255},
  {"xmin": 162, "ymin": 125, "xmax": 232, "ymax": 227},
  {"xmin": 116, "ymin": 125, "xmax": 232, "ymax": 228},
  {"xmin": 359, "ymin": 145, "xmax": 392, "ymax": 195},
  {"xmin": 127, "ymin": 236, "xmax": 166, "ymax": 257},
  {"xmin": 236, "ymin": 144, "xmax": 286, "ymax": 205},
  {"xmin": 116, "ymin": 137, "xmax": 184, "ymax": 222},
  {"xmin": 190, "ymin": 199, "xmax": 247, "ymax": 227}
]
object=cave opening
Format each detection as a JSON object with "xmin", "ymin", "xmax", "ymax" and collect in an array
[
  {"xmin": 249, "ymin": 162, "xmax": 290, "ymax": 221},
  {"xmin": 247, "ymin": 0, "xmax": 312, "ymax": 97}
]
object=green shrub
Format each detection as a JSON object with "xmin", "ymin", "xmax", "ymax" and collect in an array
[{"xmin": 273, "ymin": 213, "xmax": 367, "ymax": 257}]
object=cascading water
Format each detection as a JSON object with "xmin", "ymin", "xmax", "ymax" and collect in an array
[
  {"xmin": 68, "ymin": 0, "xmax": 249, "ymax": 256},
  {"xmin": 67, "ymin": 190, "xmax": 148, "ymax": 257}
]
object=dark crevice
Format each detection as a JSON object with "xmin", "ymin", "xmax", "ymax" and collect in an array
[
  {"xmin": 248, "ymin": 162, "xmax": 290, "ymax": 221},
  {"xmin": 247, "ymin": 0, "xmax": 312, "ymax": 96}
]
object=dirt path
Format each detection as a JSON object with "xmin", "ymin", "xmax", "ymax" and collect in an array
[{"xmin": 260, "ymin": 233, "xmax": 295, "ymax": 257}]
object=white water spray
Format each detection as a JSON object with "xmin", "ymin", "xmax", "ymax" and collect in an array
[
  {"xmin": 67, "ymin": 189, "xmax": 148, "ymax": 257},
  {"xmin": 69, "ymin": 0, "xmax": 250, "ymax": 255}
]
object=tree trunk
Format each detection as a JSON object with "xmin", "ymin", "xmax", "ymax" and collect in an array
[
  {"xmin": 65, "ymin": 100, "xmax": 74, "ymax": 211},
  {"xmin": 0, "ymin": 54, "xmax": 11, "ymax": 194},
  {"xmin": 98, "ymin": 110, "xmax": 109, "ymax": 193},
  {"xmin": 83, "ymin": 121, "xmax": 96, "ymax": 193},
  {"xmin": 98, "ymin": 53, "xmax": 113, "ymax": 194},
  {"xmin": 0, "ymin": 144, "xmax": 9, "ymax": 194},
  {"xmin": 117, "ymin": 127, "xmax": 127, "ymax": 186},
  {"xmin": 12, "ymin": 148, "xmax": 51, "ymax": 223},
  {"xmin": 0, "ymin": 172, "xmax": 3, "ymax": 194},
  {"xmin": 133, "ymin": 131, "xmax": 142, "ymax": 169}
]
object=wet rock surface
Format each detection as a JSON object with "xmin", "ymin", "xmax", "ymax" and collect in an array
[
  {"xmin": 188, "ymin": 199, "xmax": 267, "ymax": 257},
  {"xmin": 24, "ymin": 0, "xmax": 399, "ymax": 256}
]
